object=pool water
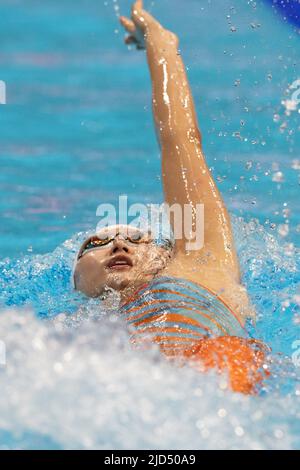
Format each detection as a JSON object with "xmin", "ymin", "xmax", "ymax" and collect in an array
[{"xmin": 0, "ymin": 0, "xmax": 299, "ymax": 450}]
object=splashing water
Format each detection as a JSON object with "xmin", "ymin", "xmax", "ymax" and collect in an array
[
  {"xmin": 0, "ymin": 0, "xmax": 299, "ymax": 451},
  {"xmin": 0, "ymin": 217, "xmax": 299, "ymax": 450}
]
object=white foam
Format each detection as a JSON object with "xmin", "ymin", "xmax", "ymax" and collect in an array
[{"xmin": 0, "ymin": 307, "xmax": 299, "ymax": 449}]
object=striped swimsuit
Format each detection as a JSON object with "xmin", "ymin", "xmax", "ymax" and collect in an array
[{"xmin": 121, "ymin": 276, "xmax": 247, "ymax": 356}]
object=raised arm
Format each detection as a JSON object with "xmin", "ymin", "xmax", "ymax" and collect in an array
[{"xmin": 120, "ymin": 1, "xmax": 240, "ymax": 282}]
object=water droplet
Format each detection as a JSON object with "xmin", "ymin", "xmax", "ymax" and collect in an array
[
  {"xmin": 291, "ymin": 159, "xmax": 300, "ymax": 170},
  {"xmin": 272, "ymin": 171, "xmax": 284, "ymax": 183},
  {"xmin": 235, "ymin": 426, "xmax": 244, "ymax": 437},
  {"xmin": 278, "ymin": 224, "xmax": 289, "ymax": 237},
  {"xmin": 274, "ymin": 429, "xmax": 284, "ymax": 440},
  {"xmin": 218, "ymin": 408, "xmax": 227, "ymax": 418}
]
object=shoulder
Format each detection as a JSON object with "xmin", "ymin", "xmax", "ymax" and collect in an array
[{"xmin": 162, "ymin": 257, "xmax": 255, "ymax": 324}]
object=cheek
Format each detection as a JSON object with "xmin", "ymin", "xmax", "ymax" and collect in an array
[
  {"xmin": 80, "ymin": 253, "xmax": 106, "ymax": 271},
  {"xmin": 135, "ymin": 247, "xmax": 153, "ymax": 263},
  {"xmin": 74, "ymin": 255, "xmax": 108, "ymax": 295}
]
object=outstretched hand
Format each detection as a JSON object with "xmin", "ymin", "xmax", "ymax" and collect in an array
[{"xmin": 119, "ymin": 0, "xmax": 160, "ymax": 49}]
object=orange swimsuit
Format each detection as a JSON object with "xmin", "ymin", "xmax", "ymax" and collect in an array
[{"xmin": 121, "ymin": 277, "xmax": 270, "ymax": 394}]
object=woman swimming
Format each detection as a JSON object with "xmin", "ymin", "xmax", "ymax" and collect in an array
[{"xmin": 74, "ymin": 1, "xmax": 269, "ymax": 394}]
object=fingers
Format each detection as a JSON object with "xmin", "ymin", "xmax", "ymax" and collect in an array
[
  {"xmin": 124, "ymin": 35, "xmax": 138, "ymax": 45},
  {"xmin": 124, "ymin": 35, "xmax": 145, "ymax": 50},
  {"xmin": 133, "ymin": 0, "xmax": 143, "ymax": 9},
  {"xmin": 131, "ymin": 2, "xmax": 158, "ymax": 32},
  {"xmin": 131, "ymin": 1, "xmax": 147, "ymax": 30},
  {"xmin": 120, "ymin": 1, "xmax": 157, "ymax": 49},
  {"xmin": 119, "ymin": 15, "xmax": 136, "ymax": 33}
]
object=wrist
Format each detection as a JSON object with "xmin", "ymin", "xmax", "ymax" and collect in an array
[{"xmin": 145, "ymin": 25, "xmax": 179, "ymax": 51}]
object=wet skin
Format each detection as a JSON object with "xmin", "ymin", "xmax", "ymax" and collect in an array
[
  {"xmin": 74, "ymin": 0, "xmax": 254, "ymax": 323},
  {"xmin": 74, "ymin": 225, "xmax": 172, "ymax": 299}
]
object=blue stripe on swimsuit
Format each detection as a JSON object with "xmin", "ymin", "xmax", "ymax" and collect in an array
[{"xmin": 121, "ymin": 277, "xmax": 248, "ymax": 351}]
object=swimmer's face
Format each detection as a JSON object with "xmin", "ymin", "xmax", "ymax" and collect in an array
[{"xmin": 74, "ymin": 225, "xmax": 173, "ymax": 297}]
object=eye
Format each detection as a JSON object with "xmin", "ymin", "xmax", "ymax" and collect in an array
[
  {"xmin": 85, "ymin": 240, "xmax": 97, "ymax": 250},
  {"xmin": 98, "ymin": 235, "xmax": 110, "ymax": 242},
  {"xmin": 84, "ymin": 237, "xmax": 104, "ymax": 250},
  {"xmin": 130, "ymin": 231, "xmax": 144, "ymax": 242},
  {"xmin": 160, "ymin": 239, "xmax": 173, "ymax": 250}
]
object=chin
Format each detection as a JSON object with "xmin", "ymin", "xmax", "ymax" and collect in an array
[{"xmin": 107, "ymin": 274, "xmax": 131, "ymax": 291}]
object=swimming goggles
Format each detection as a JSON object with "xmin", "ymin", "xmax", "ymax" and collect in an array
[{"xmin": 77, "ymin": 230, "xmax": 152, "ymax": 260}]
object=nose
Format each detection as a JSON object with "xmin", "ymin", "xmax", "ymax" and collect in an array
[{"xmin": 110, "ymin": 236, "xmax": 132, "ymax": 255}]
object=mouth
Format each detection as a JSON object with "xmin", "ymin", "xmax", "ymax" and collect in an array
[{"xmin": 106, "ymin": 255, "xmax": 133, "ymax": 271}]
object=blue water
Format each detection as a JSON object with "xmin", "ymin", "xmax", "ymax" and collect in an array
[
  {"xmin": 0, "ymin": 0, "xmax": 299, "ymax": 450},
  {"xmin": 266, "ymin": 0, "xmax": 300, "ymax": 28}
]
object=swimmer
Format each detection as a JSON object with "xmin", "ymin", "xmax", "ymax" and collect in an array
[{"xmin": 74, "ymin": 1, "xmax": 270, "ymax": 394}]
